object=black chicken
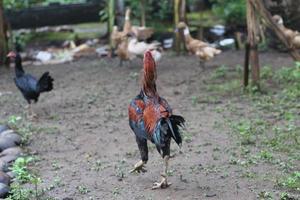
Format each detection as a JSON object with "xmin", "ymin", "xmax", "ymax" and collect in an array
[{"xmin": 7, "ymin": 52, "xmax": 54, "ymax": 118}]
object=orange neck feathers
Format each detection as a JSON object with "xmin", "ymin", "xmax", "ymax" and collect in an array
[{"xmin": 142, "ymin": 51, "xmax": 157, "ymax": 97}]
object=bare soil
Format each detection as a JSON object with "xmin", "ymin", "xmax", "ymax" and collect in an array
[{"xmin": 0, "ymin": 50, "xmax": 297, "ymax": 200}]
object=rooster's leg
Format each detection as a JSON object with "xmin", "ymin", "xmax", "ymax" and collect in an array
[
  {"xmin": 152, "ymin": 155, "xmax": 171, "ymax": 189},
  {"xmin": 27, "ymin": 103, "xmax": 37, "ymax": 120},
  {"xmin": 119, "ymin": 59, "xmax": 123, "ymax": 67},
  {"xmin": 199, "ymin": 60, "xmax": 205, "ymax": 69},
  {"xmin": 130, "ymin": 136, "xmax": 148, "ymax": 173}
]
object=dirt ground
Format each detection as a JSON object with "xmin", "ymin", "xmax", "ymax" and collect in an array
[{"xmin": 0, "ymin": 50, "xmax": 298, "ymax": 200}]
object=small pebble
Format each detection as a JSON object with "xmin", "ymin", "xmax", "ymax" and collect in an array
[{"xmin": 0, "ymin": 183, "xmax": 9, "ymax": 198}]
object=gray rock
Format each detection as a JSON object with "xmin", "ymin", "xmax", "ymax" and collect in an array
[
  {"xmin": 0, "ymin": 131, "xmax": 22, "ymax": 145},
  {"xmin": 0, "ymin": 126, "xmax": 8, "ymax": 134},
  {"xmin": 0, "ymin": 172, "xmax": 10, "ymax": 185},
  {"xmin": 0, "ymin": 154, "xmax": 18, "ymax": 164},
  {"xmin": 6, "ymin": 171, "xmax": 15, "ymax": 179},
  {"xmin": 0, "ymin": 130, "xmax": 13, "ymax": 136},
  {"xmin": 0, "ymin": 147, "xmax": 22, "ymax": 157},
  {"xmin": 0, "ymin": 183, "xmax": 9, "ymax": 198},
  {"xmin": 0, "ymin": 137, "xmax": 17, "ymax": 152},
  {"xmin": 0, "ymin": 160, "xmax": 8, "ymax": 172}
]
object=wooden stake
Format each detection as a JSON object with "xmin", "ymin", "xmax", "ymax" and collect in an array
[
  {"xmin": 246, "ymin": 0, "xmax": 260, "ymax": 88},
  {"xmin": 180, "ymin": 0, "xmax": 186, "ymax": 22},
  {"xmin": 244, "ymin": 43, "xmax": 250, "ymax": 87},
  {"xmin": 140, "ymin": 0, "xmax": 146, "ymax": 27},
  {"xmin": 174, "ymin": 0, "xmax": 180, "ymax": 54},
  {"xmin": 116, "ymin": 0, "xmax": 125, "ymax": 28},
  {"xmin": 108, "ymin": 0, "xmax": 115, "ymax": 50},
  {"xmin": 0, "ymin": 0, "xmax": 8, "ymax": 66}
]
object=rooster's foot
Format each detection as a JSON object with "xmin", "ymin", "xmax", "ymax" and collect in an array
[
  {"xmin": 152, "ymin": 175, "xmax": 171, "ymax": 189},
  {"xmin": 129, "ymin": 160, "xmax": 147, "ymax": 173}
]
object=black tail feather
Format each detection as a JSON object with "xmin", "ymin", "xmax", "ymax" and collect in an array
[
  {"xmin": 37, "ymin": 72, "xmax": 54, "ymax": 93},
  {"xmin": 168, "ymin": 115, "xmax": 185, "ymax": 146},
  {"xmin": 154, "ymin": 115, "xmax": 185, "ymax": 153}
]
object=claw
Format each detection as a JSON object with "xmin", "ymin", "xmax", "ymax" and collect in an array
[
  {"xmin": 152, "ymin": 176, "xmax": 171, "ymax": 189},
  {"xmin": 129, "ymin": 160, "xmax": 146, "ymax": 173}
]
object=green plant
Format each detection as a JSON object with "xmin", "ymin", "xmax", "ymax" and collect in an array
[
  {"xmin": 261, "ymin": 66, "xmax": 273, "ymax": 79},
  {"xmin": 278, "ymin": 171, "xmax": 300, "ymax": 191},
  {"xmin": 7, "ymin": 157, "xmax": 42, "ymax": 200},
  {"xmin": 126, "ymin": 0, "xmax": 173, "ymax": 22},
  {"xmin": 77, "ymin": 185, "xmax": 90, "ymax": 194},
  {"xmin": 211, "ymin": 65, "xmax": 227, "ymax": 79},
  {"xmin": 11, "ymin": 157, "xmax": 35, "ymax": 183},
  {"xmin": 212, "ymin": 0, "xmax": 246, "ymax": 26}
]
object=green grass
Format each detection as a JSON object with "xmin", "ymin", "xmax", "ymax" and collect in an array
[
  {"xmin": 207, "ymin": 62, "xmax": 300, "ymax": 194},
  {"xmin": 278, "ymin": 171, "xmax": 300, "ymax": 191},
  {"xmin": 6, "ymin": 157, "xmax": 42, "ymax": 200}
]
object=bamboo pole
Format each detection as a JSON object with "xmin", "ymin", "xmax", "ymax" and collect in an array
[
  {"xmin": 174, "ymin": 0, "xmax": 180, "ymax": 54},
  {"xmin": 0, "ymin": 0, "xmax": 8, "ymax": 66},
  {"xmin": 140, "ymin": 0, "xmax": 146, "ymax": 27},
  {"xmin": 179, "ymin": 0, "xmax": 187, "ymax": 52},
  {"xmin": 108, "ymin": 0, "xmax": 115, "ymax": 50}
]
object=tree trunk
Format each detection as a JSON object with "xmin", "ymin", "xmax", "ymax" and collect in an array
[
  {"xmin": 140, "ymin": 0, "xmax": 146, "ymax": 26},
  {"xmin": 246, "ymin": 0, "xmax": 260, "ymax": 88},
  {"xmin": 0, "ymin": 0, "xmax": 8, "ymax": 67},
  {"xmin": 108, "ymin": 0, "xmax": 115, "ymax": 50},
  {"xmin": 115, "ymin": 0, "xmax": 125, "ymax": 28},
  {"xmin": 180, "ymin": 0, "xmax": 186, "ymax": 22},
  {"xmin": 174, "ymin": 0, "xmax": 181, "ymax": 54}
]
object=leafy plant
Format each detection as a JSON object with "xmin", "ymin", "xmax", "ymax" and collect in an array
[
  {"xmin": 7, "ymin": 157, "xmax": 42, "ymax": 200},
  {"xmin": 212, "ymin": 0, "xmax": 246, "ymax": 26},
  {"xmin": 125, "ymin": 0, "xmax": 173, "ymax": 22},
  {"xmin": 278, "ymin": 171, "xmax": 300, "ymax": 191}
]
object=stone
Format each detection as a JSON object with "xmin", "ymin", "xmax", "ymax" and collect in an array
[
  {"xmin": 0, "ymin": 138, "xmax": 16, "ymax": 152},
  {"xmin": 0, "ymin": 130, "xmax": 13, "ymax": 136},
  {"xmin": 0, "ymin": 154, "xmax": 18, "ymax": 165},
  {"xmin": 0, "ymin": 183, "xmax": 9, "ymax": 198},
  {"xmin": 0, "ymin": 147, "xmax": 22, "ymax": 157},
  {"xmin": 0, "ymin": 131, "xmax": 22, "ymax": 145},
  {"xmin": 6, "ymin": 171, "xmax": 15, "ymax": 179},
  {"xmin": 0, "ymin": 172, "xmax": 10, "ymax": 185},
  {"xmin": 0, "ymin": 160, "xmax": 8, "ymax": 172},
  {"xmin": 0, "ymin": 126, "xmax": 8, "ymax": 134}
]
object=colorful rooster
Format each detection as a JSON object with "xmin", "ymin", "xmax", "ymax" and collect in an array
[{"xmin": 128, "ymin": 51, "xmax": 185, "ymax": 189}]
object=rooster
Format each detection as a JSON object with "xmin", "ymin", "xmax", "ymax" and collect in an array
[
  {"xmin": 128, "ymin": 50, "xmax": 185, "ymax": 189},
  {"xmin": 177, "ymin": 22, "xmax": 221, "ymax": 67},
  {"xmin": 7, "ymin": 51, "xmax": 54, "ymax": 119}
]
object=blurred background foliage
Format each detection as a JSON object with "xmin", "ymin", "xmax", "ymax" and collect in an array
[
  {"xmin": 3, "ymin": 0, "xmax": 87, "ymax": 9},
  {"xmin": 212, "ymin": 0, "xmax": 246, "ymax": 27}
]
